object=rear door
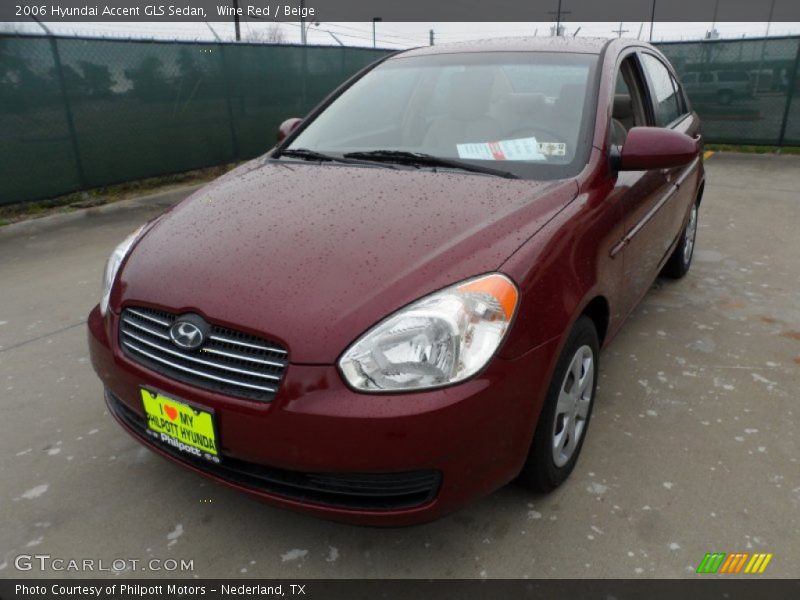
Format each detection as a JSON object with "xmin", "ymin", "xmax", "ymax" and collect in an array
[{"xmin": 639, "ymin": 52, "xmax": 702, "ymax": 256}]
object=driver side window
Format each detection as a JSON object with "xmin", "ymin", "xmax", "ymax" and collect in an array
[{"xmin": 610, "ymin": 56, "xmax": 648, "ymax": 147}]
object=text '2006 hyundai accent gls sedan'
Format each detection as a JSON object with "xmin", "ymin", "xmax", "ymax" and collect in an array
[{"xmin": 88, "ymin": 37, "xmax": 704, "ymax": 525}]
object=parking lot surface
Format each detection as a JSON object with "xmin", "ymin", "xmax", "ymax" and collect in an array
[{"xmin": 1, "ymin": 153, "xmax": 798, "ymax": 578}]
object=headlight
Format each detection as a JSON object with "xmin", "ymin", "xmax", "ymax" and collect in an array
[
  {"xmin": 100, "ymin": 225, "xmax": 145, "ymax": 316},
  {"xmin": 339, "ymin": 273, "xmax": 518, "ymax": 392}
]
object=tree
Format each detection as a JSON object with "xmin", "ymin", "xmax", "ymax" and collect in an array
[
  {"xmin": 78, "ymin": 60, "xmax": 114, "ymax": 98},
  {"xmin": 244, "ymin": 25, "xmax": 286, "ymax": 44},
  {"xmin": 125, "ymin": 55, "xmax": 170, "ymax": 101}
]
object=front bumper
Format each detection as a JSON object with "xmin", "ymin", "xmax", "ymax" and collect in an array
[{"xmin": 88, "ymin": 305, "xmax": 559, "ymax": 525}]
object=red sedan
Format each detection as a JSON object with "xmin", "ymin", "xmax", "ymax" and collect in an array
[{"xmin": 88, "ymin": 37, "xmax": 703, "ymax": 525}]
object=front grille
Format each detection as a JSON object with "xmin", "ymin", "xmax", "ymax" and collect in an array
[
  {"xmin": 106, "ymin": 390, "xmax": 441, "ymax": 511},
  {"xmin": 119, "ymin": 306, "xmax": 287, "ymax": 401}
]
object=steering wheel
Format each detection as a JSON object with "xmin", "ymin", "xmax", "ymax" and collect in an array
[{"xmin": 505, "ymin": 126, "xmax": 568, "ymax": 146}]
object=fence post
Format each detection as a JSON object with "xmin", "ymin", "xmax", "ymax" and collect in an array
[
  {"xmin": 217, "ymin": 43, "xmax": 241, "ymax": 161},
  {"xmin": 301, "ymin": 45, "xmax": 308, "ymax": 109},
  {"xmin": 777, "ymin": 39, "xmax": 800, "ymax": 148},
  {"xmin": 48, "ymin": 36, "xmax": 87, "ymax": 189}
]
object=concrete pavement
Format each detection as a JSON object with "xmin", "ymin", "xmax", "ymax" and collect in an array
[{"xmin": 1, "ymin": 153, "xmax": 798, "ymax": 578}]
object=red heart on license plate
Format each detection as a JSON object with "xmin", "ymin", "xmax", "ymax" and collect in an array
[{"xmin": 164, "ymin": 405, "xmax": 178, "ymax": 421}]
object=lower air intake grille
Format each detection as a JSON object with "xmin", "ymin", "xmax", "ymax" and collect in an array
[
  {"xmin": 119, "ymin": 306, "xmax": 287, "ymax": 401},
  {"xmin": 106, "ymin": 390, "xmax": 441, "ymax": 511}
]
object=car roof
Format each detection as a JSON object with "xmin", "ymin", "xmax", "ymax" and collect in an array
[{"xmin": 396, "ymin": 36, "xmax": 617, "ymax": 58}]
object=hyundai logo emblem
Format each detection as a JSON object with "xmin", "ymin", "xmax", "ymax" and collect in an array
[{"xmin": 169, "ymin": 318, "xmax": 206, "ymax": 350}]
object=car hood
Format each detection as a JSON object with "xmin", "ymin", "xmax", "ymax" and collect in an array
[{"xmin": 116, "ymin": 160, "xmax": 577, "ymax": 363}]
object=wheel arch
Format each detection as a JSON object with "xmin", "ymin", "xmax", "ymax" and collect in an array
[
  {"xmin": 696, "ymin": 179, "xmax": 706, "ymax": 206},
  {"xmin": 580, "ymin": 295, "xmax": 610, "ymax": 347}
]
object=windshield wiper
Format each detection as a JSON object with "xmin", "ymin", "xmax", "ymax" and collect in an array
[
  {"xmin": 342, "ymin": 150, "xmax": 519, "ymax": 179},
  {"xmin": 276, "ymin": 148, "xmax": 401, "ymax": 170},
  {"xmin": 278, "ymin": 148, "xmax": 351, "ymax": 163}
]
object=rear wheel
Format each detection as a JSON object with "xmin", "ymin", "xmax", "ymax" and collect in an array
[
  {"xmin": 662, "ymin": 201, "xmax": 698, "ymax": 279},
  {"xmin": 518, "ymin": 316, "xmax": 599, "ymax": 492}
]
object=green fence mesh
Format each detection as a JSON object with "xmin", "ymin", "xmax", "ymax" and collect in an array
[
  {"xmin": 658, "ymin": 36, "xmax": 800, "ymax": 146},
  {"xmin": 0, "ymin": 35, "xmax": 84, "ymax": 204},
  {"xmin": 0, "ymin": 35, "xmax": 386, "ymax": 205},
  {"xmin": 1, "ymin": 34, "xmax": 799, "ymax": 205}
]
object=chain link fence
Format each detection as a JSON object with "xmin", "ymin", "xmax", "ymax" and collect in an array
[
  {"xmin": 0, "ymin": 34, "xmax": 387, "ymax": 205},
  {"xmin": 1, "ymin": 34, "xmax": 799, "ymax": 205},
  {"xmin": 658, "ymin": 36, "xmax": 800, "ymax": 146}
]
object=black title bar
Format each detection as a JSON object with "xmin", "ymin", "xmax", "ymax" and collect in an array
[
  {"xmin": 2, "ymin": 0, "xmax": 800, "ymax": 23},
  {"xmin": 2, "ymin": 579, "xmax": 800, "ymax": 600}
]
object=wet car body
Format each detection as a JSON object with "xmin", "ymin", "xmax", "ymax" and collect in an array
[{"xmin": 89, "ymin": 37, "xmax": 704, "ymax": 525}]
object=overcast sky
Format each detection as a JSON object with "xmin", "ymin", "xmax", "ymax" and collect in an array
[{"xmin": 4, "ymin": 20, "xmax": 800, "ymax": 46}]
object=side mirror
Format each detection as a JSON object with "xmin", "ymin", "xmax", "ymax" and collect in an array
[
  {"xmin": 277, "ymin": 117, "xmax": 303, "ymax": 143},
  {"xmin": 618, "ymin": 126, "xmax": 698, "ymax": 171}
]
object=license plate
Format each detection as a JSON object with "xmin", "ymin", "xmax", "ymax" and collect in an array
[{"xmin": 141, "ymin": 388, "xmax": 220, "ymax": 464}]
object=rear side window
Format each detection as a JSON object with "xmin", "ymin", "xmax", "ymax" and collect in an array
[{"xmin": 641, "ymin": 54, "xmax": 683, "ymax": 127}]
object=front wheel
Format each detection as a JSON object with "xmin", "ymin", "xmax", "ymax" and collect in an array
[
  {"xmin": 662, "ymin": 201, "xmax": 698, "ymax": 279},
  {"xmin": 518, "ymin": 316, "xmax": 600, "ymax": 492}
]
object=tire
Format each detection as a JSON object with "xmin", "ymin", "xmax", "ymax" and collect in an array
[
  {"xmin": 517, "ymin": 316, "xmax": 600, "ymax": 492},
  {"xmin": 661, "ymin": 201, "xmax": 699, "ymax": 279}
]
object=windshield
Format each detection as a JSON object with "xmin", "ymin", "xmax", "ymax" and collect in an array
[{"xmin": 285, "ymin": 51, "xmax": 599, "ymax": 180}]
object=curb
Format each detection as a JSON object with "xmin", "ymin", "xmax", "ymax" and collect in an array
[{"xmin": 0, "ymin": 183, "xmax": 205, "ymax": 239}]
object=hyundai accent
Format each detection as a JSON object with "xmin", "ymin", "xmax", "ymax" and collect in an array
[{"xmin": 88, "ymin": 37, "xmax": 703, "ymax": 525}]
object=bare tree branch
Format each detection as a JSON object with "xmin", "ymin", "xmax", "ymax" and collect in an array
[{"xmin": 244, "ymin": 25, "xmax": 286, "ymax": 44}]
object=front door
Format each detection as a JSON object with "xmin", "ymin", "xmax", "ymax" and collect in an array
[{"xmin": 609, "ymin": 54, "xmax": 675, "ymax": 319}]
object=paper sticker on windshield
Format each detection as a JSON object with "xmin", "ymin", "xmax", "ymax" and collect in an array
[
  {"xmin": 538, "ymin": 142, "xmax": 567, "ymax": 157},
  {"xmin": 456, "ymin": 137, "xmax": 563, "ymax": 161}
]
